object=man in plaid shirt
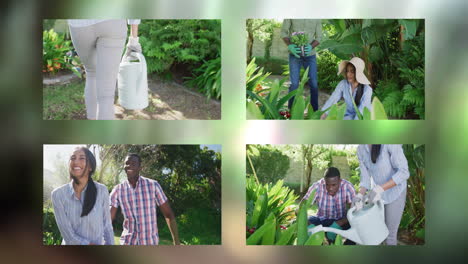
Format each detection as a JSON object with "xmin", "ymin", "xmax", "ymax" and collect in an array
[
  {"xmin": 110, "ymin": 153, "xmax": 180, "ymax": 245},
  {"xmin": 301, "ymin": 167, "xmax": 356, "ymax": 245}
]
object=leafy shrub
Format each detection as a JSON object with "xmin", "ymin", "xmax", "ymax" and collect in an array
[
  {"xmin": 185, "ymin": 57, "xmax": 221, "ymax": 100},
  {"xmin": 42, "ymin": 29, "xmax": 81, "ymax": 77},
  {"xmin": 253, "ymin": 56, "xmax": 288, "ymax": 75},
  {"xmin": 316, "ymin": 50, "xmax": 342, "ymax": 93},
  {"xmin": 43, "ymin": 206, "xmax": 62, "ymax": 245},
  {"xmin": 138, "ymin": 20, "xmax": 221, "ymax": 76},
  {"xmin": 246, "ymin": 177, "xmax": 299, "ymax": 232},
  {"xmin": 375, "ymin": 34, "xmax": 425, "ymax": 119},
  {"xmin": 246, "ymin": 182, "xmax": 326, "ymax": 245},
  {"xmin": 280, "ymin": 51, "xmax": 341, "ymax": 94},
  {"xmin": 246, "ymin": 57, "xmax": 271, "ymax": 92},
  {"xmin": 246, "ymin": 145, "xmax": 291, "ymax": 184}
]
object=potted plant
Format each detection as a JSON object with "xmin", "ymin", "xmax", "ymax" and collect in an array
[{"xmin": 291, "ymin": 32, "xmax": 309, "ymax": 57}]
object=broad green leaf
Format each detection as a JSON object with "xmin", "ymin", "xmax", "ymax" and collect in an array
[
  {"xmin": 334, "ymin": 234, "xmax": 343, "ymax": 245},
  {"xmin": 297, "ymin": 191, "xmax": 314, "ymax": 245},
  {"xmin": 276, "ymin": 89, "xmax": 297, "ymax": 110},
  {"xmin": 247, "ymin": 100, "xmax": 265, "ymax": 120},
  {"xmin": 267, "ymin": 79, "xmax": 281, "ymax": 104},
  {"xmin": 336, "ymin": 103, "xmax": 346, "ymax": 120},
  {"xmin": 246, "ymin": 218, "xmax": 275, "ymax": 245},
  {"xmin": 261, "ymin": 217, "xmax": 276, "ymax": 245},
  {"xmin": 276, "ymin": 223, "xmax": 297, "ymax": 245},
  {"xmin": 246, "ymin": 90, "xmax": 280, "ymax": 119},
  {"xmin": 371, "ymin": 96, "xmax": 388, "ymax": 120},
  {"xmin": 363, "ymin": 107, "xmax": 371, "ymax": 120},
  {"xmin": 251, "ymin": 192, "xmax": 267, "ymax": 227},
  {"xmin": 325, "ymin": 104, "xmax": 338, "ymax": 120},
  {"xmin": 304, "ymin": 231, "xmax": 325, "ymax": 245},
  {"xmin": 290, "ymin": 97, "xmax": 305, "ymax": 120}
]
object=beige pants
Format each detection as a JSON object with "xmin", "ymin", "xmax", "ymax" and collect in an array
[{"xmin": 69, "ymin": 20, "xmax": 127, "ymax": 120}]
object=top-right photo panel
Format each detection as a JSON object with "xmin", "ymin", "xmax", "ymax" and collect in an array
[{"xmin": 246, "ymin": 19, "xmax": 425, "ymax": 120}]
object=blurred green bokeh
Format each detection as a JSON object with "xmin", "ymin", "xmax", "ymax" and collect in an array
[{"xmin": 2, "ymin": 0, "xmax": 468, "ymax": 263}]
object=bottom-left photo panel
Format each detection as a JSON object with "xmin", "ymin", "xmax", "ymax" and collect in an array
[{"xmin": 43, "ymin": 144, "xmax": 221, "ymax": 245}]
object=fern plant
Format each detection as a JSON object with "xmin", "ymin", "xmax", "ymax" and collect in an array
[
  {"xmin": 185, "ymin": 57, "xmax": 221, "ymax": 100},
  {"xmin": 376, "ymin": 33, "xmax": 425, "ymax": 119},
  {"xmin": 138, "ymin": 20, "xmax": 221, "ymax": 76}
]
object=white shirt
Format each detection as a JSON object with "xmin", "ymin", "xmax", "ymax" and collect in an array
[{"xmin": 68, "ymin": 19, "xmax": 140, "ymax": 28}]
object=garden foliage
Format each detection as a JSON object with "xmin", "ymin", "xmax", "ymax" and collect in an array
[
  {"xmin": 42, "ymin": 29, "xmax": 81, "ymax": 77},
  {"xmin": 138, "ymin": 20, "xmax": 221, "ymax": 76},
  {"xmin": 401, "ymin": 144, "xmax": 425, "ymax": 240},
  {"xmin": 43, "ymin": 206, "xmax": 62, "ymax": 245},
  {"xmin": 246, "ymin": 180, "xmax": 326, "ymax": 245},
  {"xmin": 246, "ymin": 145, "xmax": 290, "ymax": 184},
  {"xmin": 185, "ymin": 57, "xmax": 221, "ymax": 100}
]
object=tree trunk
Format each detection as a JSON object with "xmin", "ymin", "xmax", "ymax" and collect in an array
[
  {"xmin": 247, "ymin": 31, "xmax": 254, "ymax": 63},
  {"xmin": 399, "ymin": 24, "xmax": 405, "ymax": 50}
]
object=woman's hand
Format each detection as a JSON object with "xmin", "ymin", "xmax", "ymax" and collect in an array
[
  {"xmin": 320, "ymin": 113, "xmax": 327, "ymax": 120},
  {"xmin": 126, "ymin": 37, "xmax": 142, "ymax": 54}
]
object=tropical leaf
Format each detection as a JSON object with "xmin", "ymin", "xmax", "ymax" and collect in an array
[
  {"xmin": 371, "ymin": 96, "xmax": 388, "ymax": 120},
  {"xmin": 247, "ymin": 100, "xmax": 265, "ymax": 120},
  {"xmin": 304, "ymin": 231, "xmax": 325, "ymax": 246}
]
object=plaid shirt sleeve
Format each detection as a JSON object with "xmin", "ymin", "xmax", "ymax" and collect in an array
[
  {"xmin": 154, "ymin": 181, "xmax": 168, "ymax": 206},
  {"xmin": 302, "ymin": 181, "xmax": 319, "ymax": 205},
  {"xmin": 109, "ymin": 185, "xmax": 120, "ymax": 208}
]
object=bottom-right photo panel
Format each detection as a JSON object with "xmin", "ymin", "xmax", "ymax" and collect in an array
[{"xmin": 246, "ymin": 144, "xmax": 425, "ymax": 246}]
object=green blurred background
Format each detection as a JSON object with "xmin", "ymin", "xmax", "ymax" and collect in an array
[{"xmin": 2, "ymin": 0, "xmax": 468, "ymax": 263}]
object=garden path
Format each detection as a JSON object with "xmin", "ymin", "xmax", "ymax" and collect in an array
[
  {"xmin": 43, "ymin": 73, "xmax": 221, "ymax": 120},
  {"xmin": 115, "ymin": 77, "xmax": 220, "ymax": 120}
]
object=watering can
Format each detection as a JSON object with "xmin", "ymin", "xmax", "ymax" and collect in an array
[
  {"xmin": 117, "ymin": 51, "xmax": 149, "ymax": 110},
  {"xmin": 308, "ymin": 200, "xmax": 389, "ymax": 245}
]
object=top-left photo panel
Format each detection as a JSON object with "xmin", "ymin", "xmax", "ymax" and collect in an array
[{"xmin": 43, "ymin": 19, "xmax": 221, "ymax": 120}]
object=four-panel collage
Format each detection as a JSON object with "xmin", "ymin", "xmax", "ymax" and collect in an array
[{"xmin": 42, "ymin": 19, "xmax": 425, "ymax": 246}]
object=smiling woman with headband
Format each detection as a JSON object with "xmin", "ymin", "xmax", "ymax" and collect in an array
[
  {"xmin": 320, "ymin": 57, "xmax": 373, "ymax": 120},
  {"xmin": 51, "ymin": 147, "xmax": 114, "ymax": 245}
]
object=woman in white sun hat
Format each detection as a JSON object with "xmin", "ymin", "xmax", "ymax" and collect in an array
[
  {"xmin": 320, "ymin": 57, "xmax": 373, "ymax": 120},
  {"xmin": 67, "ymin": 19, "xmax": 141, "ymax": 120}
]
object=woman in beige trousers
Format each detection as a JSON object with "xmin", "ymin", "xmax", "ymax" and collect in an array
[{"xmin": 68, "ymin": 19, "xmax": 141, "ymax": 120}]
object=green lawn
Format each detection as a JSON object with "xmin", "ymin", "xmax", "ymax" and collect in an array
[{"xmin": 43, "ymin": 82, "xmax": 86, "ymax": 120}]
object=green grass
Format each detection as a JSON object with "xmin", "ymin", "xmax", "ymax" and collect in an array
[
  {"xmin": 43, "ymin": 82, "xmax": 86, "ymax": 120},
  {"xmin": 111, "ymin": 207, "xmax": 221, "ymax": 245},
  {"xmin": 158, "ymin": 207, "xmax": 221, "ymax": 245}
]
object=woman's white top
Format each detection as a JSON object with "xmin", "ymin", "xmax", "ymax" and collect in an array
[{"xmin": 68, "ymin": 19, "xmax": 140, "ymax": 28}]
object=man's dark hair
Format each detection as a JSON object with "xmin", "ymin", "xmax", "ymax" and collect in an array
[
  {"xmin": 126, "ymin": 153, "xmax": 142, "ymax": 165},
  {"xmin": 324, "ymin": 167, "xmax": 340, "ymax": 179}
]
